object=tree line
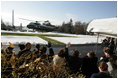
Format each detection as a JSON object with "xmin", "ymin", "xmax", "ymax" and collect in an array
[{"xmin": 57, "ymin": 19, "xmax": 88, "ymax": 34}]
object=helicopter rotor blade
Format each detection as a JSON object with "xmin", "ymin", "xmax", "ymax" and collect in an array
[
  {"xmin": 19, "ymin": 18, "xmax": 34, "ymax": 21},
  {"xmin": 19, "ymin": 18, "xmax": 42, "ymax": 22}
]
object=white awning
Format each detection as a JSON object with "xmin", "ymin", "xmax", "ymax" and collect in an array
[{"xmin": 87, "ymin": 18, "xmax": 117, "ymax": 37}]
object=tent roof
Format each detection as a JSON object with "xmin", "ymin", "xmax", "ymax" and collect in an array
[{"xmin": 87, "ymin": 18, "xmax": 117, "ymax": 37}]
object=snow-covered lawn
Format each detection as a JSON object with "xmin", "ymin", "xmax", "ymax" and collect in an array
[
  {"xmin": 1, "ymin": 36, "xmax": 48, "ymax": 45},
  {"xmin": 48, "ymin": 36, "xmax": 105, "ymax": 44},
  {"xmin": 1, "ymin": 30, "xmax": 106, "ymax": 45}
]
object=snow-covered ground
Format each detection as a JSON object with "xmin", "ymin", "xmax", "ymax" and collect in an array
[
  {"xmin": 1, "ymin": 36, "xmax": 48, "ymax": 45},
  {"xmin": 1, "ymin": 30, "xmax": 40, "ymax": 34},
  {"xmin": 1, "ymin": 30, "xmax": 91, "ymax": 37},
  {"xmin": 48, "ymin": 36, "xmax": 105, "ymax": 44},
  {"xmin": 1, "ymin": 35, "xmax": 105, "ymax": 45},
  {"xmin": 1, "ymin": 30, "xmax": 106, "ymax": 45}
]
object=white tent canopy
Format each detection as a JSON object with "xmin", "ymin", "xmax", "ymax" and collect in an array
[{"xmin": 87, "ymin": 18, "xmax": 117, "ymax": 37}]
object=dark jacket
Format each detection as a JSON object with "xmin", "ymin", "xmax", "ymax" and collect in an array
[
  {"xmin": 49, "ymin": 47, "xmax": 54, "ymax": 56},
  {"xmin": 81, "ymin": 56, "xmax": 99, "ymax": 78},
  {"xmin": 68, "ymin": 56, "xmax": 82, "ymax": 74},
  {"xmin": 91, "ymin": 72, "xmax": 112, "ymax": 78}
]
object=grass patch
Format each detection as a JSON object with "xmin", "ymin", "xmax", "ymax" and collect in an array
[
  {"xmin": 1, "ymin": 33, "xmax": 75, "ymax": 37},
  {"xmin": 1, "ymin": 32, "xmax": 65, "ymax": 45},
  {"xmin": 39, "ymin": 35, "xmax": 64, "ymax": 45},
  {"xmin": 39, "ymin": 34, "xmax": 75, "ymax": 37},
  {"xmin": 1, "ymin": 33, "xmax": 33, "ymax": 36}
]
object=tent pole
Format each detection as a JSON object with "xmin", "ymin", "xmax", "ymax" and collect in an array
[{"xmin": 96, "ymin": 33, "xmax": 99, "ymax": 53}]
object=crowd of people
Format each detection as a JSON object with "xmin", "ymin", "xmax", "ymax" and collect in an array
[{"xmin": 1, "ymin": 37, "xmax": 117, "ymax": 78}]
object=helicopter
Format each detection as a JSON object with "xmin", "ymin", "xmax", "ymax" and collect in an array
[{"xmin": 19, "ymin": 18, "xmax": 56, "ymax": 32}]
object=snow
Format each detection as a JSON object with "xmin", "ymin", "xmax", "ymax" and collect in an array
[
  {"xmin": 1, "ymin": 30, "xmax": 89, "ymax": 37},
  {"xmin": 1, "ymin": 30, "xmax": 39, "ymax": 34},
  {"xmin": 1, "ymin": 30, "xmax": 106, "ymax": 45},
  {"xmin": 1, "ymin": 36, "xmax": 48, "ymax": 45},
  {"xmin": 48, "ymin": 35, "xmax": 105, "ymax": 44}
]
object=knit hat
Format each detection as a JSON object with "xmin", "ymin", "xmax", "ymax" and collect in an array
[{"xmin": 9, "ymin": 42, "xmax": 14, "ymax": 48}]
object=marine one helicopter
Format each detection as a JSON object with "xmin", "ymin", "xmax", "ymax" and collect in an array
[{"xmin": 19, "ymin": 18, "xmax": 56, "ymax": 32}]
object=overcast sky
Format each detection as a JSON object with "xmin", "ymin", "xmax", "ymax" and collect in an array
[{"xmin": 1, "ymin": 1, "xmax": 117, "ymax": 26}]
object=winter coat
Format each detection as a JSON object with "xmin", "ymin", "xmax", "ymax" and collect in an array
[
  {"xmin": 68, "ymin": 56, "xmax": 82, "ymax": 74},
  {"xmin": 91, "ymin": 72, "xmax": 112, "ymax": 78},
  {"xmin": 53, "ymin": 55, "xmax": 65, "ymax": 67},
  {"xmin": 81, "ymin": 56, "xmax": 99, "ymax": 78},
  {"xmin": 107, "ymin": 61, "xmax": 117, "ymax": 78}
]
